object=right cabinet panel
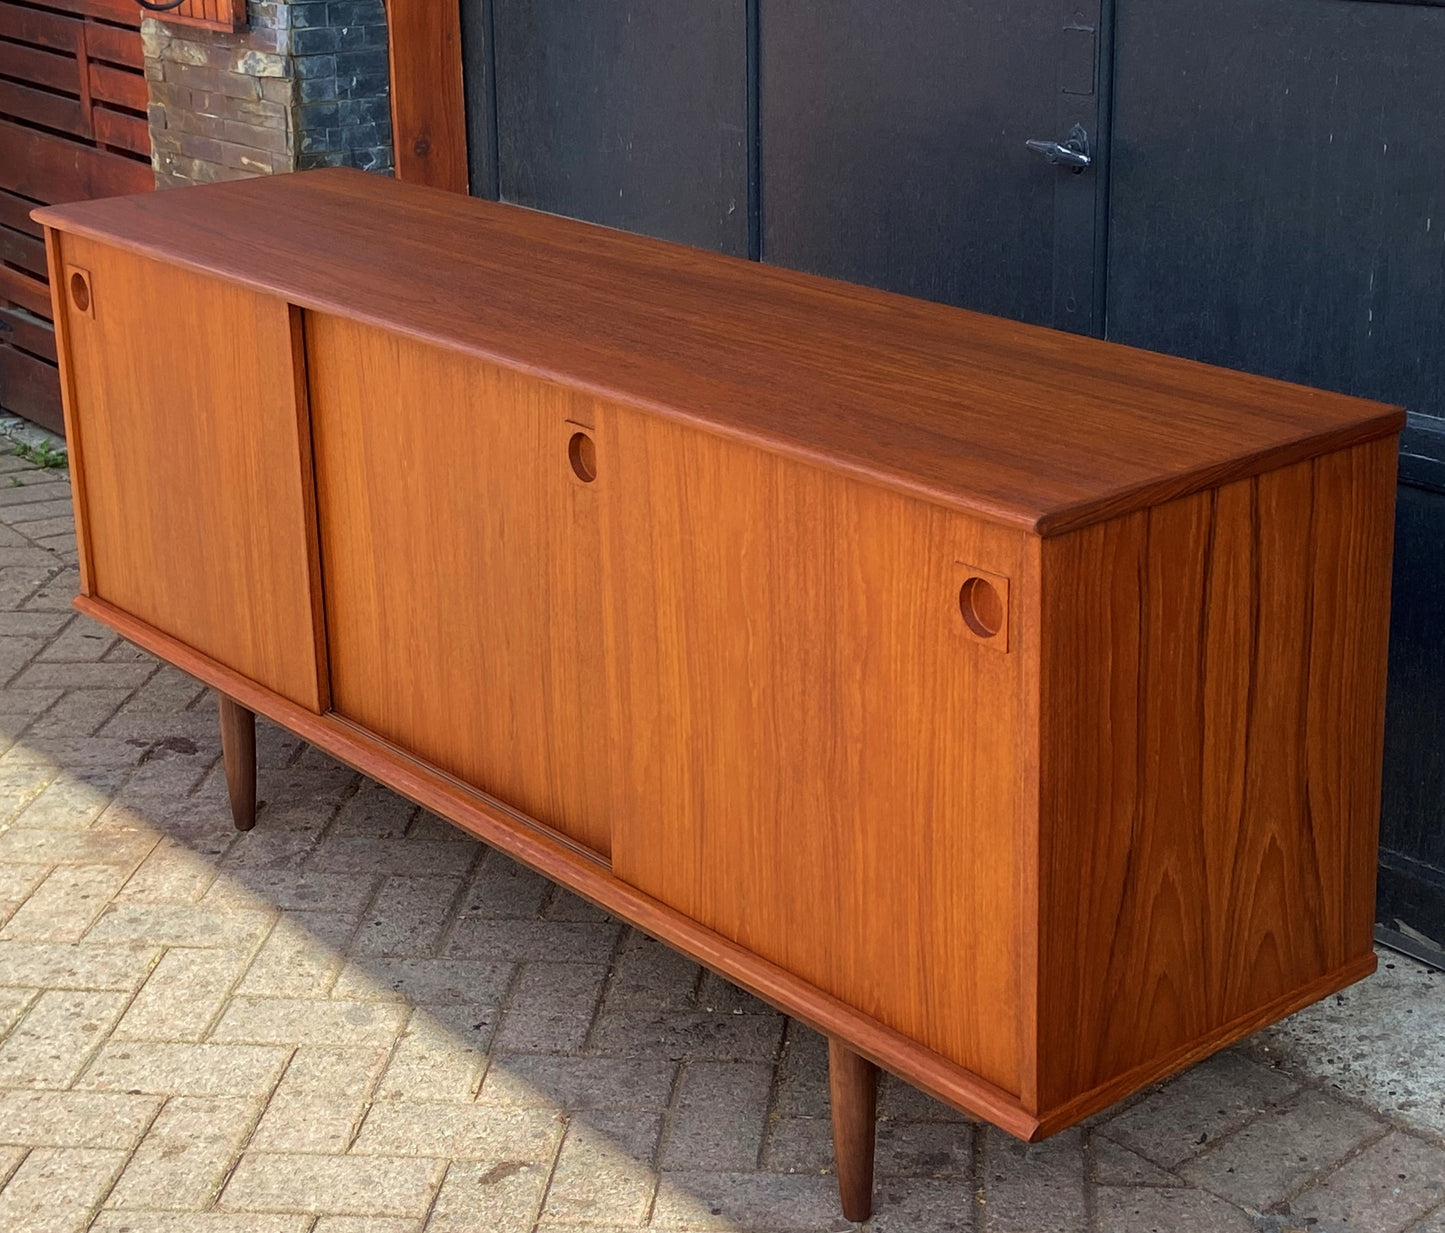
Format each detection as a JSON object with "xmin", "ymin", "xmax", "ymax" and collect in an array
[{"xmin": 601, "ymin": 405, "xmax": 1036, "ymax": 1096}]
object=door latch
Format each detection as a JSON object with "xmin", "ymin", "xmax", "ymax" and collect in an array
[{"xmin": 1026, "ymin": 124, "xmax": 1092, "ymax": 172}]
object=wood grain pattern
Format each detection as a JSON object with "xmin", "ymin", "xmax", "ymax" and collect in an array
[
  {"xmin": 1035, "ymin": 438, "xmax": 1397, "ymax": 1110},
  {"xmin": 306, "ymin": 314, "xmax": 612, "ymax": 857},
  {"xmin": 603, "ymin": 405, "xmax": 1036, "ymax": 1094},
  {"xmin": 31, "ymin": 169, "xmax": 1402, "ymax": 537},
  {"xmin": 384, "ymin": 0, "xmax": 468, "ymax": 192},
  {"xmin": 52, "ymin": 234, "xmax": 327, "ymax": 711}
]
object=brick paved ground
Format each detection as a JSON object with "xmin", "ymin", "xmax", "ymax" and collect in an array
[{"xmin": 0, "ymin": 444, "xmax": 1442, "ymax": 1233}]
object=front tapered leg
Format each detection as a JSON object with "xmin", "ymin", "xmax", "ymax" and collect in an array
[
  {"xmin": 829, "ymin": 1038, "xmax": 878, "ymax": 1222},
  {"xmin": 218, "ymin": 693, "xmax": 256, "ymax": 832}
]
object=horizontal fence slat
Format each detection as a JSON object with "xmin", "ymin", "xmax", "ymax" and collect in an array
[
  {"xmin": 0, "ymin": 188, "xmax": 42, "ymax": 239},
  {"xmin": 17, "ymin": 0, "xmax": 139, "ymax": 30},
  {"xmin": 0, "ymin": 116, "xmax": 152, "ymax": 202},
  {"xmin": 0, "ymin": 340, "xmax": 62, "ymax": 433},
  {"xmin": 0, "ymin": 2, "xmax": 79, "ymax": 54},
  {"xmin": 0, "ymin": 219, "xmax": 48, "ymax": 275},
  {"xmin": 83, "ymin": 19, "xmax": 142, "ymax": 68},
  {"xmin": 0, "ymin": 35, "xmax": 81, "ymax": 93},
  {"xmin": 0, "ymin": 303, "xmax": 57, "ymax": 362},
  {"xmin": 0, "ymin": 262, "xmax": 53, "ymax": 321},
  {"xmin": 92, "ymin": 102, "xmax": 146, "ymax": 153},
  {"xmin": 88, "ymin": 58, "xmax": 146, "ymax": 110},
  {"xmin": 0, "ymin": 76, "xmax": 90, "ymax": 137}
]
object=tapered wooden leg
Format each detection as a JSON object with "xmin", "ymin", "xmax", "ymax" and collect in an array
[
  {"xmin": 218, "ymin": 693, "xmax": 256, "ymax": 832},
  {"xmin": 829, "ymin": 1038, "xmax": 878, "ymax": 1222}
]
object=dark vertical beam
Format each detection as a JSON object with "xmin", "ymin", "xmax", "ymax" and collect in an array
[
  {"xmin": 746, "ymin": 0, "xmax": 761, "ymax": 261},
  {"xmin": 459, "ymin": 0, "xmax": 500, "ymax": 199},
  {"xmin": 1092, "ymin": 0, "xmax": 1116, "ymax": 336}
]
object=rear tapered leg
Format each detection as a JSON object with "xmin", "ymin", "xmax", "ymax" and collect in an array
[
  {"xmin": 829, "ymin": 1038, "xmax": 879, "ymax": 1222},
  {"xmin": 218, "ymin": 693, "xmax": 256, "ymax": 832}
]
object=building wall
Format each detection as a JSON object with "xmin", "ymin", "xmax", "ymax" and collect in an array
[{"xmin": 144, "ymin": 0, "xmax": 393, "ymax": 189}]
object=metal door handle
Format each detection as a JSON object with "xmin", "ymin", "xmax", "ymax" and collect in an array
[{"xmin": 1026, "ymin": 124, "xmax": 1092, "ymax": 171}]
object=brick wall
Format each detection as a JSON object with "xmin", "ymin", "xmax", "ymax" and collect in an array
[{"xmin": 144, "ymin": 0, "xmax": 393, "ymax": 189}]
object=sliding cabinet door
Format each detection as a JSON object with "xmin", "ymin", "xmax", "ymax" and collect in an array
[{"xmin": 305, "ymin": 314, "xmax": 613, "ymax": 858}]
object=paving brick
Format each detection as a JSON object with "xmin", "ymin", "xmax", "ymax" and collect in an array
[
  {"xmin": 117, "ymin": 835, "xmax": 233, "ymax": 904},
  {"xmin": 867, "ymin": 1177, "xmax": 974, "ymax": 1232},
  {"xmin": 1, "ymin": 864, "xmax": 132, "ymax": 941},
  {"xmin": 0, "ymin": 940, "xmax": 159, "ymax": 991},
  {"xmin": 446, "ymin": 917, "xmax": 622, "ymax": 965},
  {"xmin": 13, "ymin": 661, "xmax": 156, "ymax": 691},
  {"xmin": 92, "ymin": 1215, "xmax": 309, "ymax": 1233},
  {"xmin": 78, "ymin": 1041, "xmax": 292, "ymax": 1097},
  {"xmin": 314, "ymin": 1220, "xmax": 419, "ymax": 1233},
  {"xmin": 425, "ymin": 1159, "xmax": 552, "ymax": 1233},
  {"xmin": 212, "ymin": 995, "xmax": 408, "ymax": 1047},
  {"xmin": 374, "ymin": 1005, "xmax": 494, "ymax": 1102},
  {"xmin": 11, "ymin": 767, "xmax": 131, "ymax": 828},
  {"xmin": 663, "ymin": 1060, "xmax": 774, "ymax": 1171},
  {"xmin": 0, "ymin": 988, "xmax": 128, "ymax": 1087},
  {"xmin": 1289, "ymin": 1130, "xmax": 1445, "ymax": 1233},
  {"xmin": 107, "ymin": 1096, "xmax": 262, "ymax": 1210},
  {"xmin": 982, "ymin": 1125, "xmax": 1086, "ymax": 1233},
  {"xmin": 0, "ymin": 825, "xmax": 156, "ymax": 867},
  {"xmin": 113, "ymin": 946, "xmax": 248, "ymax": 1041},
  {"xmin": 480, "ymin": 1053, "xmax": 678, "ymax": 1112},
  {"xmin": 0, "ymin": 984, "xmax": 35, "ymax": 1033},
  {"xmin": 352, "ymin": 875, "xmax": 463, "ymax": 957},
  {"xmin": 354, "ymin": 1100, "xmax": 565, "ymax": 1161},
  {"xmin": 1178, "ymin": 1087, "xmax": 1385, "ymax": 1210},
  {"xmin": 313, "ymin": 837, "xmax": 479, "ymax": 879},
  {"xmin": 329, "ymin": 781, "xmax": 419, "ymax": 838},
  {"xmin": 36, "ymin": 620, "xmax": 118, "ymax": 662},
  {"xmin": 772, "ymin": 1025, "xmax": 831, "ymax": 1120},
  {"xmin": 1093, "ymin": 1135, "xmax": 1183, "ymax": 1186},
  {"xmin": 234, "ymin": 910, "xmax": 355, "ymax": 997},
  {"xmin": 87, "ymin": 901, "xmax": 275, "ymax": 949},
  {"xmin": 588, "ymin": 1010, "xmax": 786, "ymax": 1063},
  {"xmin": 206, "ymin": 867, "xmax": 375, "ymax": 916},
  {"xmin": 0, "ymin": 1145, "xmax": 128, "ymax": 1233},
  {"xmin": 249, "ymin": 1045, "xmax": 389, "ymax": 1152},
  {"xmin": 1095, "ymin": 1185, "xmax": 1256, "ymax": 1232},
  {"xmin": 495, "ymin": 961, "xmax": 608, "ymax": 1053},
  {"xmin": 221, "ymin": 1153, "xmax": 445, "ymax": 1217},
  {"xmin": 543, "ymin": 1111, "xmax": 662, "ymax": 1226},
  {"xmin": 605, "ymin": 930, "xmax": 702, "ymax": 1012},
  {"xmin": 652, "ymin": 1170, "xmax": 844, "ymax": 1230},
  {"xmin": 1101, "ymin": 1050, "xmax": 1300, "ymax": 1170},
  {"xmin": 877, "ymin": 1118, "xmax": 974, "ymax": 1179},
  {"xmin": 331, "ymin": 956, "xmax": 513, "ymax": 1006},
  {"xmin": 0, "ymin": 1090, "xmax": 161, "ymax": 1148}
]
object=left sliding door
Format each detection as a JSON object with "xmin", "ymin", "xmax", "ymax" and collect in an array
[{"xmin": 52, "ymin": 235, "xmax": 328, "ymax": 712}]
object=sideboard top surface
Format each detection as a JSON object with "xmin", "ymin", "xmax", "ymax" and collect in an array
[{"xmin": 36, "ymin": 168, "xmax": 1402, "ymax": 535}]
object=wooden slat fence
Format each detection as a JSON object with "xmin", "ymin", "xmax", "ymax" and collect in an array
[{"xmin": 0, "ymin": 0, "xmax": 153, "ymax": 434}]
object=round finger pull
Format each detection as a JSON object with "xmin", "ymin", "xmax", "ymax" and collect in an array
[
  {"xmin": 69, "ymin": 270, "xmax": 91, "ymax": 315},
  {"xmin": 568, "ymin": 431, "xmax": 597, "ymax": 483},
  {"xmin": 958, "ymin": 575, "xmax": 1004, "ymax": 639}
]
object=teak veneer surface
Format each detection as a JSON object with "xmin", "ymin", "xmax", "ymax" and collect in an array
[{"xmin": 33, "ymin": 168, "xmax": 1402, "ymax": 535}]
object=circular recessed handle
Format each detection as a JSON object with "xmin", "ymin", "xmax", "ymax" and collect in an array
[
  {"xmin": 69, "ymin": 270, "xmax": 91, "ymax": 314},
  {"xmin": 958, "ymin": 575, "xmax": 1004, "ymax": 639},
  {"xmin": 567, "ymin": 430, "xmax": 597, "ymax": 483}
]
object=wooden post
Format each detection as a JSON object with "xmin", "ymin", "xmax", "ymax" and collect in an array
[
  {"xmin": 218, "ymin": 693, "xmax": 256, "ymax": 832},
  {"xmin": 829, "ymin": 1037, "xmax": 878, "ymax": 1222}
]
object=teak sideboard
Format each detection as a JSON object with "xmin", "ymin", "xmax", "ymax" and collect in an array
[{"xmin": 36, "ymin": 168, "xmax": 1401, "ymax": 1222}]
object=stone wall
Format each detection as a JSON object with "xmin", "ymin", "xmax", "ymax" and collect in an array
[{"xmin": 144, "ymin": 0, "xmax": 393, "ymax": 189}]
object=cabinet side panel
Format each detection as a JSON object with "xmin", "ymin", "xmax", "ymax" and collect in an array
[
  {"xmin": 1038, "ymin": 440, "xmax": 1396, "ymax": 1111},
  {"xmin": 57, "ymin": 236, "xmax": 325, "ymax": 711},
  {"xmin": 306, "ymin": 314, "xmax": 613, "ymax": 858},
  {"xmin": 605, "ymin": 406, "xmax": 1034, "ymax": 1094}
]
